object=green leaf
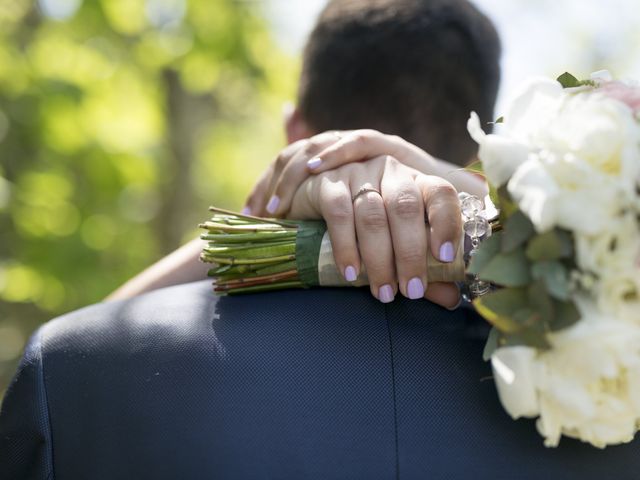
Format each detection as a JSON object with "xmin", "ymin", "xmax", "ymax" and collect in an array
[
  {"xmin": 557, "ymin": 72, "xmax": 581, "ymax": 88},
  {"xmin": 557, "ymin": 231, "xmax": 574, "ymax": 257},
  {"xmin": 464, "ymin": 160, "xmax": 484, "ymax": 175},
  {"xmin": 527, "ymin": 280, "xmax": 554, "ymax": 324},
  {"xmin": 478, "ymin": 248, "xmax": 531, "ymax": 287},
  {"xmin": 467, "ymin": 233, "xmax": 502, "ymax": 275},
  {"xmin": 549, "ymin": 300, "xmax": 581, "ymax": 331},
  {"xmin": 483, "ymin": 327, "xmax": 500, "ymax": 361},
  {"xmin": 501, "ymin": 210, "xmax": 535, "ymax": 252},
  {"xmin": 556, "ymin": 72, "xmax": 597, "ymax": 89},
  {"xmin": 488, "ymin": 183, "xmax": 500, "ymax": 213},
  {"xmin": 511, "ymin": 307, "xmax": 540, "ymax": 328},
  {"xmin": 496, "ymin": 185, "xmax": 517, "ymax": 221},
  {"xmin": 525, "ymin": 230, "xmax": 573, "ymax": 262},
  {"xmin": 531, "ymin": 261, "xmax": 570, "ymax": 300},
  {"xmin": 501, "ymin": 327, "xmax": 551, "ymax": 350},
  {"xmin": 473, "ymin": 287, "xmax": 529, "ymax": 333},
  {"xmin": 494, "ymin": 116, "xmax": 504, "ymax": 124},
  {"xmin": 476, "ymin": 285, "xmax": 554, "ymax": 349}
]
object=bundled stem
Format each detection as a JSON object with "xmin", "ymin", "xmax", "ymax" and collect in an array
[{"xmin": 199, "ymin": 207, "xmax": 307, "ymax": 294}]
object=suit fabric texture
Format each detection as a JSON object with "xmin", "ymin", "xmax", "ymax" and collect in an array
[{"xmin": 1, "ymin": 280, "xmax": 638, "ymax": 479}]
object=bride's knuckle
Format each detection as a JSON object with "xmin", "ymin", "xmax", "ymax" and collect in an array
[{"xmin": 387, "ymin": 192, "xmax": 421, "ymax": 219}]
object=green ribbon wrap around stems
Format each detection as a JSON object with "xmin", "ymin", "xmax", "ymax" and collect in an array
[{"xmin": 294, "ymin": 221, "xmax": 327, "ymax": 287}]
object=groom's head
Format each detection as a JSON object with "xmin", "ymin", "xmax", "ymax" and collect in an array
[{"xmin": 285, "ymin": 0, "xmax": 501, "ymax": 166}]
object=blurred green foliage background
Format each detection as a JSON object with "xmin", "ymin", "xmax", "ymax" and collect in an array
[{"xmin": 0, "ymin": 0, "xmax": 297, "ymax": 395}]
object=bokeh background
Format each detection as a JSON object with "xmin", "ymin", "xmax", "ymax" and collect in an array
[{"xmin": 1, "ymin": 0, "xmax": 640, "ymax": 396}]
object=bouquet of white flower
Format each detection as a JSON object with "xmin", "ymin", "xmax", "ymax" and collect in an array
[
  {"xmin": 468, "ymin": 71, "xmax": 640, "ymax": 448},
  {"xmin": 199, "ymin": 70, "xmax": 640, "ymax": 449}
]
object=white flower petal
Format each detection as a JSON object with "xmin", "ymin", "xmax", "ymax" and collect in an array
[
  {"xmin": 468, "ymin": 112, "xmax": 530, "ymax": 186},
  {"xmin": 507, "ymin": 158, "xmax": 559, "ymax": 232},
  {"xmin": 467, "ymin": 111, "xmax": 485, "ymax": 144},
  {"xmin": 590, "ymin": 70, "xmax": 613, "ymax": 82},
  {"xmin": 506, "ymin": 77, "xmax": 563, "ymax": 141},
  {"xmin": 491, "ymin": 346, "xmax": 540, "ymax": 419},
  {"xmin": 478, "ymin": 135, "xmax": 530, "ymax": 187}
]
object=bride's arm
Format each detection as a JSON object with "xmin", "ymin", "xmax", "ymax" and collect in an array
[{"xmin": 105, "ymin": 238, "xmax": 207, "ymax": 301}]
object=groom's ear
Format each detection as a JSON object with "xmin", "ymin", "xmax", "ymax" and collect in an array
[{"xmin": 284, "ymin": 102, "xmax": 314, "ymax": 144}]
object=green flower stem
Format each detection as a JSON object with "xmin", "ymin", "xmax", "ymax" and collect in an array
[
  {"xmin": 201, "ymin": 253, "xmax": 296, "ymax": 266},
  {"xmin": 253, "ymin": 260, "xmax": 297, "ymax": 275},
  {"xmin": 216, "ymin": 281, "xmax": 304, "ymax": 295},
  {"xmin": 215, "ymin": 269, "xmax": 299, "ymax": 289},
  {"xmin": 203, "ymin": 241, "xmax": 296, "ymax": 257},
  {"xmin": 199, "ymin": 221, "xmax": 287, "ymax": 233},
  {"xmin": 200, "ymin": 232, "xmax": 297, "ymax": 243},
  {"xmin": 208, "ymin": 206, "xmax": 298, "ymax": 228}
]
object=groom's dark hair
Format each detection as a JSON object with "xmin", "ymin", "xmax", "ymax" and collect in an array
[{"xmin": 297, "ymin": 0, "xmax": 501, "ymax": 166}]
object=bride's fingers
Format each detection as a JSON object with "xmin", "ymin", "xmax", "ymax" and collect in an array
[
  {"xmin": 244, "ymin": 163, "xmax": 275, "ymax": 216},
  {"xmin": 309, "ymin": 129, "xmax": 490, "ymax": 200},
  {"xmin": 379, "ymin": 157, "xmax": 428, "ymax": 300},
  {"xmin": 414, "ymin": 174, "xmax": 462, "ymax": 264},
  {"xmin": 424, "ymin": 282, "xmax": 462, "ymax": 310},
  {"xmin": 264, "ymin": 132, "xmax": 344, "ymax": 217},
  {"xmin": 350, "ymin": 162, "xmax": 397, "ymax": 303},
  {"xmin": 306, "ymin": 129, "xmax": 425, "ymax": 174},
  {"xmin": 257, "ymin": 138, "xmax": 308, "ymax": 216},
  {"xmin": 245, "ymin": 139, "xmax": 307, "ymax": 217},
  {"xmin": 265, "ymin": 151, "xmax": 310, "ymax": 216},
  {"xmin": 315, "ymin": 175, "xmax": 361, "ymax": 282}
]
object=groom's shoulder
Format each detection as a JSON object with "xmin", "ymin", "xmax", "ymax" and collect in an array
[
  {"xmin": 40, "ymin": 280, "xmax": 220, "ymax": 353},
  {"xmin": 39, "ymin": 281, "xmax": 390, "ymax": 352},
  {"xmin": 40, "ymin": 282, "xmax": 479, "ymax": 354}
]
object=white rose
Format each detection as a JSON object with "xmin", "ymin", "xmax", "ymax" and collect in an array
[
  {"xmin": 538, "ymin": 91, "xmax": 640, "ymax": 187},
  {"xmin": 575, "ymin": 213, "xmax": 640, "ymax": 322},
  {"xmin": 507, "ymin": 151, "xmax": 623, "ymax": 234},
  {"xmin": 507, "ymin": 92, "xmax": 640, "ymax": 234},
  {"xmin": 505, "ymin": 77, "xmax": 565, "ymax": 143},
  {"xmin": 491, "ymin": 300, "xmax": 640, "ymax": 448},
  {"xmin": 598, "ymin": 276, "xmax": 640, "ymax": 325},
  {"xmin": 538, "ymin": 306, "xmax": 640, "ymax": 448},
  {"xmin": 467, "ymin": 78, "xmax": 564, "ymax": 187},
  {"xmin": 467, "ymin": 112, "xmax": 529, "ymax": 186}
]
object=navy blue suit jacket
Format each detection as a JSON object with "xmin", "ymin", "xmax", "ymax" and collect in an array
[{"xmin": 1, "ymin": 281, "xmax": 638, "ymax": 479}]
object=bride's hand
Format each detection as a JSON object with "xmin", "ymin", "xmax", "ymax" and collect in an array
[
  {"xmin": 287, "ymin": 155, "xmax": 462, "ymax": 308},
  {"xmin": 244, "ymin": 129, "xmax": 486, "ymax": 217}
]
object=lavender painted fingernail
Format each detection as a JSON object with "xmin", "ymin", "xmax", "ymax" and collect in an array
[
  {"xmin": 241, "ymin": 206, "xmax": 252, "ymax": 216},
  {"xmin": 344, "ymin": 265, "xmax": 357, "ymax": 282},
  {"xmin": 307, "ymin": 157, "xmax": 322, "ymax": 169},
  {"xmin": 266, "ymin": 195, "xmax": 280, "ymax": 214},
  {"xmin": 439, "ymin": 242, "xmax": 455, "ymax": 263},
  {"xmin": 407, "ymin": 277, "xmax": 425, "ymax": 300},
  {"xmin": 379, "ymin": 284, "xmax": 395, "ymax": 304}
]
